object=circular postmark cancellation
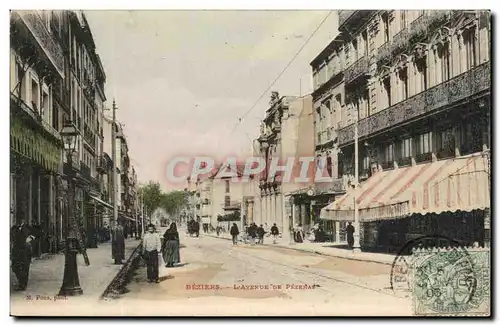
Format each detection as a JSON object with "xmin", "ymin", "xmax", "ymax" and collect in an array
[
  {"xmin": 390, "ymin": 234, "xmax": 466, "ymax": 298},
  {"xmin": 389, "ymin": 234, "xmax": 490, "ymax": 315}
]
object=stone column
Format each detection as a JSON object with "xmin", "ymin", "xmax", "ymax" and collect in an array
[
  {"xmin": 300, "ymin": 204, "xmax": 306, "ymax": 227},
  {"xmin": 335, "ymin": 221, "xmax": 341, "ymax": 243},
  {"xmin": 247, "ymin": 199, "xmax": 254, "ymax": 225},
  {"xmin": 277, "ymin": 192, "xmax": 283, "ymax": 230}
]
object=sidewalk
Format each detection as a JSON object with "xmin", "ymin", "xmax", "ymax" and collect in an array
[
  {"xmin": 204, "ymin": 233, "xmax": 396, "ymax": 266},
  {"xmin": 10, "ymin": 239, "xmax": 141, "ymax": 304}
]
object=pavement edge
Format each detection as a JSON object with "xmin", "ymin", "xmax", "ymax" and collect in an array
[{"xmin": 99, "ymin": 241, "xmax": 144, "ymax": 300}]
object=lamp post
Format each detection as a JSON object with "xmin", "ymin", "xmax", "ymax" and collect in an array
[{"xmin": 59, "ymin": 122, "xmax": 83, "ymax": 296}]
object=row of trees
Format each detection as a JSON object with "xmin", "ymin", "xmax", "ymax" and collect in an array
[{"xmin": 138, "ymin": 181, "xmax": 190, "ymax": 222}]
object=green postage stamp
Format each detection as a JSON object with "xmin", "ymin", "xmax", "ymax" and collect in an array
[{"xmin": 411, "ymin": 246, "xmax": 490, "ymax": 316}]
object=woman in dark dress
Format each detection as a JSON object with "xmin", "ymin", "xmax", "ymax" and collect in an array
[{"xmin": 162, "ymin": 223, "xmax": 180, "ymax": 267}]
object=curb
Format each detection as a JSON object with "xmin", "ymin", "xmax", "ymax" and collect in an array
[
  {"xmin": 99, "ymin": 242, "xmax": 143, "ymax": 300},
  {"xmin": 203, "ymin": 234, "xmax": 393, "ymax": 266}
]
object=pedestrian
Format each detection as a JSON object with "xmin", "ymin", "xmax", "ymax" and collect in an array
[
  {"xmin": 230, "ymin": 223, "xmax": 239, "ymax": 245},
  {"xmin": 10, "ymin": 218, "xmax": 35, "ymax": 291},
  {"xmin": 142, "ymin": 224, "xmax": 161, "ymax": 283},
  {"xmin": 346, "ymin": 222, "xmax": 355, "ymax": 249},
  {"xmin": 162, "ymin": 223, "xmax": 180, "ymax": 267},
  {"xmin": 257, "ymin": 224, "xmax": 265, "ymax": 244},
  {"xmin": 195, "ymin": 220, "xmax": 200, "ymax": 237},
  {"xmin": 294, "ymin": 224, "xmax": 304, "ymax": 243},
  {"xmin": 216, "ymin": 225, "xmax": 221, "ymax": 237},
  {"xmin": 248, "ymin": 223, "xmax": 257, "ymax": 245},
  {"xmin": 243, "ymin": 224, "xmax": 249, "ymax": 244},
  {"xmin": 111, "ymin": 220, "xmax": 125, "ymax": 264},
  {"xmin": 271, "ymin": 223, "xmax": 279, "ymax": 244}
]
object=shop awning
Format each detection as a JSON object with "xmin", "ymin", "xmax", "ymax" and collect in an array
[
  {"xmin": 320, "ymin": 153, "xmax": 490, "ymax": 222},
  {"xmin": 89, "ymin": 195, "xmax": 113, "ymax": 210},
  {"xmin": 10, "ymin": 115, "xmax": 62, "ymax": 173}
]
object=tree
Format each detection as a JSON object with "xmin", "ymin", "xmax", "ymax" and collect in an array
[
  {"xmin": 138, "ymin": 181, "xmax": 164, "ymax": 216},
  {"xmin": 161, "ymin": 190, "xmax": 189, "ymax": 219}
]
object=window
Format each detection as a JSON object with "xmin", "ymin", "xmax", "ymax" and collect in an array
[
  {"xmin": 326, "ymin": 156, "xmax": 332, "ymax": 177},
  {"xmin": 225, "ymin": 180, "xmax": 230, "ymax": 193},
  {"xmin": 384, "ymin": 143, "xmax": 394, "ymax": 163},
  {"xmin": 352, "ymin": 39, "xmax": 358, "ymax": 61},
  {"xmin": 362, "ymin": 31, "xmax": 368, "ymax": 57},
  {"xmin": 463, "ymin": 28, "xmax": 476, "ymax": 70},
  {"xmin": 383, "ymin": 13, "xmax": 390, "ymax": 43},
  {"xmin": 15, "ymin": 61, "xmax": 26, "ymax": 100},
  {"xmin": 399, "ymin": 67, "xmax": 409, "ymax": 100},
  {"xmin": 31, "ymin": 78, "xmax": 39, "ymax": 112},
  {"xmin": 416, "ymin": 59, "xmax": 428, "ymax": 91},
  {"xmin": 224, "ymin": 196, "xmax": 230, "ymax": 207},
  {"xmin": 416, "ymin": 132, "xmax": 432, "ymax": 155},
  {"xmin": 437, "ymin": 128, "xmax": 455, "ymax": 153},
  {"xmin": 441, "ymin": 44, "xmax": 451, "ymax": 81},
  {"xmin": 400, "ymin": 137, "xmax": 412, "ymax": 158},
  {"xmin": 361, "ymin": 155, "xmax": 370, "ymax": 171},
  {"xmin": 383, "ymin": 77, "xmax": 392, "ymax": 107},
  {"xmin": 42, "ymin": 91, "xmax": 49, "ymax": 121}
]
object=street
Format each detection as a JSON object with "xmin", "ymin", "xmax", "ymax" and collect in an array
[{"xmin": 116, "ymin": 230, "xmax": 412, "ymax": 316}]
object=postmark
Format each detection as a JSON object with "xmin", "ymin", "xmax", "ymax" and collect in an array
[
  {"xmin": 412, "ymin": 246, "xmax": 490, "ymax": 316},
  {"xmin": 390, "ymin": 234, "xmax": 466, "ymax": 298}
]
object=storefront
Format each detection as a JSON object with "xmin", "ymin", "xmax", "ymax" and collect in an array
[
  {"xmin": 321, "ymin": 153, "xmax": 490, "ymax": 254},
  {"xmin": 10, "ymin": 111, "xmax": 63, "ymax": 255}
]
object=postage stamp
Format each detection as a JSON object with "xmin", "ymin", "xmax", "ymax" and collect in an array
[{"xmin": 411, "ymin": 246, "xmax": 490, "ymax": 316}]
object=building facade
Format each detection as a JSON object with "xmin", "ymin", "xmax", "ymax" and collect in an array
[
  {"xmin": 10, "ymin": 10, "xmax": 109, "ymax": 253},
  {"xmin": 256, "ymin": 93, "xmax": 315, "ymax": 237},
  {"xmin": 321, "ymin": 10, "xmax": 491, "ymax": 252}
]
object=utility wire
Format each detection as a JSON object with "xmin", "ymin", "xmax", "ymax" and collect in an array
[{"xmin": 227, "ymin": 10, "xmax": 333, "ymax": 137}]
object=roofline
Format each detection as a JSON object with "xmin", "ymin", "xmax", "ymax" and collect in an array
[{"xmin": 310, "ymin": 32, "xmax": 346, "ymax": 68}]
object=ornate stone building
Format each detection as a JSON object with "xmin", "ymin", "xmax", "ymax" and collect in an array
[{"xmin": 321, "ymin": 10, "xmax": 491, "ymax": 252}]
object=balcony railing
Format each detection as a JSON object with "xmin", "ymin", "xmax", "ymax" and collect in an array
[
  {"xmin": 415, "ymin": 152, "xmax": 433, "ymax": 163},
  {"xmin": 376, "ymin": 11, "xmax": 451, "ymax": 66},
  {"xmin": 16, "ymin": 11, "xmax": 64, "ymax": 77},
  {"xmin": 397, "ymin": 156, "xmax": 412, "ymax": 167},
  {"xmin": 314, "ymin": 178, "xmax": 346, "ymax": 194},
  {"xmin": 344, "ymin": 56, "xmax": 370, "ymax": 84},
  {"xmin": 80, "ymin": 163, "xmax": 91, "ymax": 180},
  {"xmin": 338, "ymin": 62, "xmax": 490, "ymax": 145}
]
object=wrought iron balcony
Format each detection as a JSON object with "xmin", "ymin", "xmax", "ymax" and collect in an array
[
  {"xmin": 338, "ymin": 62, "xmax": 490, "ymax": 145},
  {"xmin": 314, "ymin": 178, "xmax": 346, "ymax": 194},
  {"xmin": 80, "ymin": 162, "xmax": 91, "ymax": 180},
  {"xmin": 15, "ymin": 11, "xmax": 64, "ymax": 77},
  {"xmin": 96, "ymin": 155, "xmax": 107, "ymax": 173},
  {"xmin": 397, "ymin": 156, "xmax": 412, "ymax": 167},
  {"xmin": 344, "ymin": 56, "xmax": 370, "ymax": 85}
]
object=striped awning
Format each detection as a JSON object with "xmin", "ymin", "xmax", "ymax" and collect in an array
[
  {"xmin": 10, "ymin": 117, "xmax": 61, "ymax": 173},
  {"xmin": 321, "ymin": 153, "xmax": 490, "ymax": 222}
]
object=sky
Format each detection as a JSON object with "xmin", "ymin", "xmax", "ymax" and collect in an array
[{"xmin": 85, "ymin": 10, "xmax": 339, "ymax": 191}]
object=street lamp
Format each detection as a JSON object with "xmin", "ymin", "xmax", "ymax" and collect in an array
[{"xmin": 59, "ymin": 122, "xmax": 83, "ymax": 296}]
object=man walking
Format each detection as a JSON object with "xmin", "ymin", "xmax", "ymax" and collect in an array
[
  {"xmin": 257, "ymin": 224, "xmax": 265, "ymax": 244},
  {"xmin": 230, "ymin": 223, "xmax": 239, "ymax": 245},
  {"xmin": 142, "ymin": 224, "xmax": 161, "ymax": 283},
  {"xmin": 111, "ymin": 220, "xmax": 125, "ymax": 264},
  {"xmin": 10, "ymin": 218, "xmax": 35, "ymax": 291},
  {"xmin": 271, "ymin": 223, "xmax": 279, "ymax": 244}
]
